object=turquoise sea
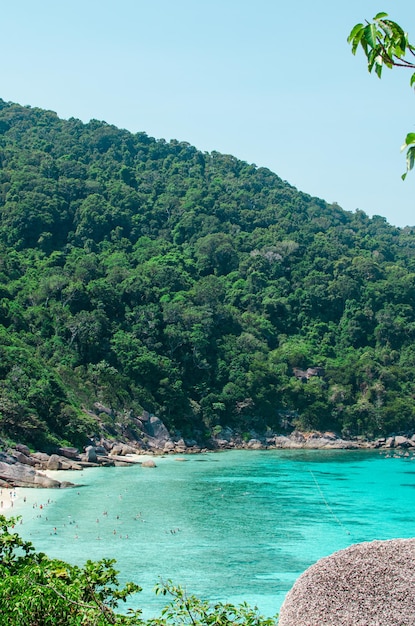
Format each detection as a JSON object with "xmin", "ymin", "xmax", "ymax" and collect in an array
[{"xmin": 8, "ymin": 449, "xmax": 415, "ymax": 618}]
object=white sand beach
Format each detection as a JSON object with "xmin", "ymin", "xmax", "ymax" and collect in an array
[
  {"xmin": 0, "ymin": 454, "xmax": 163, "ymax": 516},
  {"xmin": 0, "ymin": 487, "xmax": 18, "ymax": 511}
]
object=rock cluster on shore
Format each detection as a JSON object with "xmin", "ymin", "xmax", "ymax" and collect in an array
[
  {"xmin": 2, "ymin": 416, "xmax": 415, "ymax": 489},
  {"xmin": 209, "ymin": 428, "xmax": 415, "ymax": 452},
  {"xmin": 0, "ymin": 438, "xmax": 166, "ymax": 488}
]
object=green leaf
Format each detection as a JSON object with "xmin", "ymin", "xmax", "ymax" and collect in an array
[
  {"xmin": 365, "ymin": 23, "xmax": 379, "ymax": 48},
  {"xmin": 375, "ymin": 62, "xmax": 383, "ymax": 79},
  {"xmin": 401, "ymin": 133, "xmax": 415, "ymax": 150},
  {"xmin": 50, "ymin": 567, "xmax": 69, "ymax": 579},
  {"xmin": 350, "ymin": 28, "xmax": 365, "ymax": 55},
  {"xmin": 406, "ymin": 146, "xmax": 415, "ymax": 171},
  {"xmin": 373, "ymin": 12, "xmax": 388, "ymax": 20},
  {"xmin": 367, "ymin": 48, "xmax": 379, "ymax": 73},
  {"xmin": 347, "ymin": 23, "xmax": 364, "ymax": 44}
]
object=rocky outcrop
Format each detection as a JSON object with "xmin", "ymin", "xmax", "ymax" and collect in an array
[
  {"xmin": 209, "ymin": 429, "xmax": 363, "ymax": 451},
  {"xmin": 145, "ymin": 415, "xmax": 171, "ymax": 447},
  {"xmin": 246, "ymin": 439, "xmax": 263, "ymax": 450},
  {"xmin": 47, "ymin": 454, "xmax": 83, "ymax": 471},
  {"xmin": 271, "ymin": 431, "xmax": 360, "ymax": 450},
  {"xmin": 0, "ymin": 461, "xmax": 68, "ymax": 489},
  {"xmin": 381, "ymin": 435, "xmax": 415, "ymax": 449},
  {"xmin": 58, "ymin": 447, "xmax": 80, "ymax": 460},
  {"xmin": 109, "ymin": 443, "xmax": 138, "ymax": 456},
  {"xmin": 293, "ymin": 366, "xmax": 325, "ymax": 381},
  {"xmin": 12, "ymin": 450, "xmax": 38, "ymax": 466},
  {"xmin": 84, "ymin": 446, "xmax": 98, "ymax": 464},
  {"xmin": 31, "ymin": 452, "xmax": 50, "ymax": 464},
  {"xmin": 209, "ymin": 428, "xmax": 415, "ymax": 452}
]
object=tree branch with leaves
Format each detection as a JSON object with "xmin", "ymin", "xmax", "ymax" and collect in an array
[{"xmin": 348, "ymin": 12, "xmax": 415, "ymax": 179}]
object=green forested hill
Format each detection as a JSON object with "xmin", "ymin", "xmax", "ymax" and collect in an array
[{"xmin": 1, "ymin": 98, "xmax": 415, "ymax": 449}]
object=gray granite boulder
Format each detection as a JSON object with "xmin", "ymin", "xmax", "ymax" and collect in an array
[
  {"xmin": 247, "ymin": 439, "xmax": 263, "ymax": 449},
  {"xmin": 14, "ymin": 444, "xmax": 31, "ymax": 456},
  {"xmin": 279, "ymin": 539, "xmax": 415, "ymax": 626},
  {"xmin": 141, "ymin": 459, "xmax": 157, "ymax": 468},
  {"xmin": 10, "ymin": 451, "xmax": 37, "ymax": 466},
  {"xmin": 31, "ymin": 452, "xmax": 51, "ymax": 465},
  {"xmin": 47, "ymin": 454, "xmax": 82, "ymax": 471},
  {"xmin": 394, "ymin": 435, "xmax": 413, "ymax": 448},
  {"xmin": 84, "ymin": 446, "xmax": 98, "ymax": 463},
  {"xmin": 109, "ymin": 443, "xmax": 138, "ymax": 456},
  {"xmin": 145, "ymin": 416, "xmax": 171, "ymax": 447},
  {"xmin": 163, "ymin": 441, "xmax": 175, "ymax": 453},
  {"xmin": 0, "ymin": 461, "xmax": 68, "ymax": 488},
  {"xmin": 58, "ymin": 447, "xmax": 80, "ymax": 460}
]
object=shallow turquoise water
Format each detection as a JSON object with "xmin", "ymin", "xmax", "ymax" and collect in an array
[{"xmin": 10, "ymin": 449, "xmax": 415, "ymax": 618}]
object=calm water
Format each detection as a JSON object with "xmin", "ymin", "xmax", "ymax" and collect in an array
[{"xmin": 9, "ymin": 449, "xmax": 415, "ymax": 618}]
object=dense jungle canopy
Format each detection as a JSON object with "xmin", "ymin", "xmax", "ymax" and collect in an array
[{"xmin": 1, "ymin": 99, "xmax": 415, "ymax": 450}]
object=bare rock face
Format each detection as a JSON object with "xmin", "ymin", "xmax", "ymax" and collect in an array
[
  {"xmin": 47, "ymin": 454, "xmax": 83, "ymax": 471},
  {"xmin": 14, "ymin": 444, "xmax": 31, "ymax": 456},
  {"xmin": 31, "ymin": 452, "xmax": 51, "ymax": 465},
  {"xmin": 163, "ymin": 441, "xmax": 175, "ymax": 453},
  {"xmin": 58, "ymin": 447, "xmax": 80, "ymax": 460},
  {"xmin": 84, "ymin": 446, "xmax": 98, "ymax": 463},
  {"xmin": 109, "ymin": 443, "xmax": 137, "ymax": 456},
  {"xmin": 394, "ymin": 435, "xmax": 414, "ymax": 448},
  {"xmin": 145, "ymin": 416, "xmax": 171, "ymax": 447},
  {"xmin": 279, "ymin": 538, "xmax": 415, "ymax": 626},
  {"xmin": 47, "ymin": 454, "xmax": 65, "ymax": 470},
  {"xmin": 11, "ymin": 451, "xmax": 37, "ymax": 466},
  {"xmin": 0, "ymin": 452, "xmax": 18, "ymax": 465},
  {"xmin": 247, "ymin": 439, "xmax": 263, "ymax": 449}
]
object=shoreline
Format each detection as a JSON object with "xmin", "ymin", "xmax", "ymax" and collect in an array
[
  {"xmin": 2, "ymin": 430, "xmax": 415, "ymax": 493},
  {"xmin": 1, "ymin": 445, "xmax": 410, "ymax": 522},
  {"xmin": 23, "ymin": 445, "xmax": 415, "ymax": 490}
]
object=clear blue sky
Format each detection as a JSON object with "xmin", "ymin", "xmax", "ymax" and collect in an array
[{"xmin": 3, "ymin": 0, "xmax": 415, "ymax": 227}]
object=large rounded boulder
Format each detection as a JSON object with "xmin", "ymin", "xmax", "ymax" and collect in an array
[{"xmin": 279, "ymin": 538, "xmax": 415, "ymax": 626}]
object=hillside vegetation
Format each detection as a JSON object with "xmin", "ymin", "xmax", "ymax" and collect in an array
[{"xmin": 1, "ymin": 99, "xmax": 415, "ymax": 450}]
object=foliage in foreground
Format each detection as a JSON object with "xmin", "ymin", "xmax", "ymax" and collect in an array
[{"xmin": 0, "ymin": 515, "xmax": 277, "ymax": 625}]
